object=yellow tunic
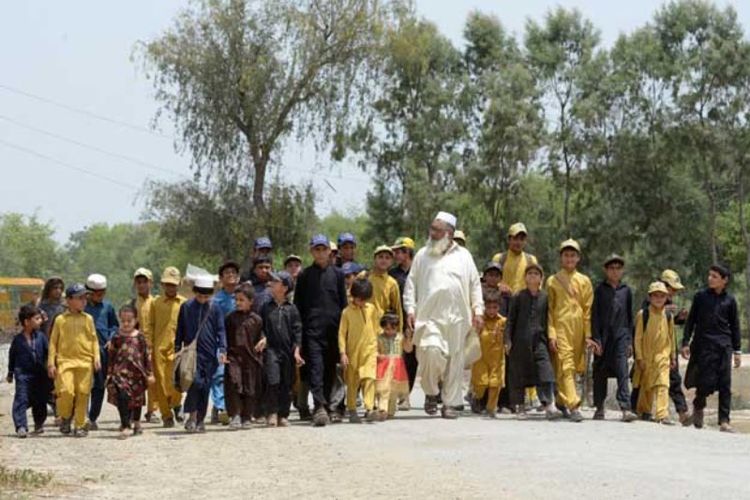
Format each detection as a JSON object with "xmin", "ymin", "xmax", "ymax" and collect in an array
[
  {"xmin": 48, "ymin": 311, "xmax": 100, "ymax": 371},
  {"xmin": 470, "ymin": 314, "xmax": 507, "ymax": 389},
  {"xmin": 147, "ymin": 294, "xmax": 186, "ymax": 416},
  {"xmin": 368, "ymin": 271, "xmax": 403, "ymax": 332},
  {"xmin": 135, "ymin": 294, "xmax": 154, "ymax": 342},
  {"xmin": 494, "ymin": 251, "xmax": 538, "ymax": 293},
  {"xmin": 546, "ymin": 269, "xmax": 593, "ymax": 374},
  {"xmin": 338, "ymin": 303, "xmax": 379, "ymax": 380},
  {"xmin": 634, "ymin": 307, "xmax": 675, "ymax": 390}
]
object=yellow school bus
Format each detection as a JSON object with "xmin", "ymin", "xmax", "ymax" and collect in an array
[{"xmin": 0, "ymin": 277, "xmax": 44, "ymax": 334}]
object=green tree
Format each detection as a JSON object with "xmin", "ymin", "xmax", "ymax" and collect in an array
[{"xmin": 0, "ymin": 213, "xmax": 62, "ymax": 278}]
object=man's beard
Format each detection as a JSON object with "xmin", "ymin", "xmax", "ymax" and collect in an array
[{"xmin": 427, "ymin": 235, "xmax": 452, "ymax": 256}]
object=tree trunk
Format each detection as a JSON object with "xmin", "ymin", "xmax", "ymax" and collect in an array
[{"xmin": 253, "ymin": 156, "xmax": 268, "ymax": 216}]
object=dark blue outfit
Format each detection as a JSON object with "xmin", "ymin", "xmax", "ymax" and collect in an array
[
  {"xmin": 210, "ymin": 289, "xmax": 236, "ymax": 413},
  {"xmin": 7, "ymin": 330, "xmax": 50, "ymax": 431},
  {"xmin": 175, "ymin": 298, "xmax": 227, "ymax": 424},
  {"xmin": 85, "ymin": 300, "xmax": 119, "ymax": 423},
  {"xmin": 249, "ymin": 274, "xmax": 272, "ymax": 315},
  {"xmin": 261, "ymin": 299, "xmax": 302, "ymax": 418}
]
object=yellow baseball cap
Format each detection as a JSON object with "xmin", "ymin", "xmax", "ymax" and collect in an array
[
  {"xmin": 374, "ymin": 245, "xmax": 394, "ymax": 257},
  {"xmin": 660, "ymin": 269, "xmax": 684, "ymax": 290},
  {"xmin": 133, "ymin": 267, "xmax": 153, "ymax": 281},
  {"xmin": 559, "ymin": 238, "xmax": 581, "ymax": 254},
  {"xmin": 392, "ymin": 237, "xmax": 415, "ymax": 250},
  {"xmin": 454, "ymin": 230, "xmax": 466, "ymax": 243},
  {"xmin": 508, "ymin": 222, "xmax": 528, "ymax": 237},
  {"xmin": 160, "ymin": 266, "xmax": 181, "ymax": 286},
  {"xmin": 648, "ymin": 281, "xmax": 669, "ymax": 295}
]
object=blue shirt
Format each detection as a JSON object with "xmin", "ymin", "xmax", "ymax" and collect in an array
[
  {"xmin": 213, "ymin": 289, "xmax": 236, "ymax": 317},
  {"xmin": 8, "ymin": 330, "xmax": 48, "ymax": 378},
  {"xmin": 85, "ymin": 299, "xmax": 119, "ymax": 347}
]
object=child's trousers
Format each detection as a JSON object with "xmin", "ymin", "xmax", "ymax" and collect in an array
[
  {"xmin": 345, "ymin": 372, "xmax": 374, "ymax": 411},
  {"xmin": 12, "ymin": 374, "xmax": 48, "ymax": 431},
  {"xmin": 637, "ymin": 384, "xmax": 669, "ymax": 420},
  {"xmin": 473, "ymin": 385, "xmax": 500, "ymax": 412},
  {"xmin": 115, "ymin": 387, "xmax": 142, "ymax": 429},
  {"xmin": 56, "ymin": 367, "xmax": 93, "ymax": 428}
]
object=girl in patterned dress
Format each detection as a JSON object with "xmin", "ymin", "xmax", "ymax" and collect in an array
[
  {"xmin": 375, "ymin": 312, "xmax": 413, "ymax": 419},
  {"xmin": 107, "ymin": 305, "xmax": 154, "ymax": 439}
]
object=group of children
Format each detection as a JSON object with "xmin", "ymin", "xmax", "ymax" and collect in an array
[{"xmin": 5, "ymin": 224, "xmax": 744, "ymax": 437}]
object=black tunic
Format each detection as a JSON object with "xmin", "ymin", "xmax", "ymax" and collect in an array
[
  {"xmin": 261, "ymin": 299, "xmax": 302, "ymax": 386},
  {"xmin": 591, "ymin": 281, "xmax": 633, "ymax": 375},
  {"xmin": 294, "ymin": 263, "xmax": 347, "ymax": 337},
  {"xmin": 504, "ymin": 289, "xmax": 555, "ymax": 388}
]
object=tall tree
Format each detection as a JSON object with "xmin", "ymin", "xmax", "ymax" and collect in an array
[{"xmin": 139, "ymin": 0, "xmax": 396, "ymax": 218}]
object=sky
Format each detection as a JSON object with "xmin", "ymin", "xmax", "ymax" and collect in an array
[{"xmin": 1, "ymin": 1, "xmax": 748, "ymax": 242}]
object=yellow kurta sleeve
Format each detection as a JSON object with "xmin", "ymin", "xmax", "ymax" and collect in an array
[
  {"xmin": 390, "ymin": 279, "xmax": 404, "ymax": 332},
  {"xmin": 48, "ymin": 316, "xmax": 61, "ymax": 368},
  {"xmin": 580, "ymin": 275, "xmax": 594, "ymax": 339},
  {"xmin": 546, "ymin": 276, "xmax": 558, "ymax": 341},
  {"xmin": 338, "ymin": 308, "xmax": 350, "ymax": 355},
  {"xmin": 147, "ymin": 298, "xmax": 157, "ymax": 349},
  {"xmin": 669, "ymin": 316, "xmax": 676, "ymax": 362},
  {"xmin": 634, "ymin": 312, "xmax": 644, "ymax": 362},
  {"xmin": 88, "ymin": 316, "xmax": 101, "ymax": 366}
]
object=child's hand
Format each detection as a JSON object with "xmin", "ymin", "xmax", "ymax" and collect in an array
[
  {"xmin": 94, "ymin": 360, "xmax": 101, "ymax": 372},
  {"xmin": 680, "ymin": 346, "xmax": 690, "ymax": 360},
  {"xmin": 48, "ymin": 366, "xmax": 57, "ymax": 379},
  {"xmin": 254, "ymin": 337, "xmax": 267, "ymax": 353},
  {"xmin": 548, "ymin": 339, "xmax": 558, "ymax": 354},
  {"xmin": 218, "ymin": 353, "xmax": 228, "ymax": 365},
  {"xmin": 670, "ymin": 358, "xmax": 677, "ymax": 370},
  {"xmin": 340, "ymin": 353, "xmax": 349, "ymax": 368},
  {"xmin": 504, "ymin": 342, "xmax": 512, "ymax": 355},
  {"xmin": 734, "ymin": 353, "xmax": 742, "ymax": 368},
  {"xmin": 294, "ymin": 346, "xmax": 305, "ymax": 367},
  {"xmin": 637, "ymin": 360, "xmax": 645, "ymax": 372},
  {"xmin": 5, "ymin": 374, "xmax": 12, "ymax": 384},
  {"xmin": 147, "ymin": 375, "xmax": 156, "ymax": 386}
]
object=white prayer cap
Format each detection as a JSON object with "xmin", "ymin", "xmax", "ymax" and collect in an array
[
  {"xmin": 434, "ymin": 211, "xmax": 457, "ymax": 228},
  {"xmin": 85, "ymin": 273, "xmax": 107, "ymax": 291},
  {"xmin": 193, "ymin": 276, "xmax": 215, "ymax": 290}
]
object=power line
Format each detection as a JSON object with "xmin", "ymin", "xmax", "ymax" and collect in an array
[
  {"xmin": 0, "ymin": 83, "xmax": 172, "ymax": 139},
  {"xmin": 0, "ymin": 114, "xmax": 189, "ymax": 178},
  {"xmin": 0, "ymin": 138, "xmax": 139, "ymax": 191}
]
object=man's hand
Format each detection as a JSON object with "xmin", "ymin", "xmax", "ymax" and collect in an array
[
  {"xmin": 294, "ymin": 346, "xmax": 305, "ymax": 367},
  {"xmin": 548, "ymin": 338, "xmax": 558, "ymax": 354},
  {"xmin": 407, "ymin": 313, "xmax": 415, "ymax": 331},
  {"xmin": 254, "ymin": 337, "xmax": 267, "ymax": 353},
  {"xmin": 472, "ymin": 314, "xmax": 484, "ymax": 331},
  {"xmin": 340, "ymin": 353, "xmax": 349, "ymax": 369},
  {"xmin": 680, "ymin": 346, "xmax": 690, "ymax": 360},
  {"xmin": 734, "ymin": 353, "xmax": 742, "ymax": 368},
  {"xmin": 586, "ymin": 338, "xmax": 601, "ymax": 356},
  {"xmin": 48, "ymin": 366, "xmax": 57, "ymax": 379},
  {"xmin": 6, "ymin": 374, "xmax": 12, "ymax": 384}
]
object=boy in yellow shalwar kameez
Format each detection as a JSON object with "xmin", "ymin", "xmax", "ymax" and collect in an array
[
  {"xmin": 47, "ymin": 283, "xmax": 100, "ymax": 437},
  {"xmin": 368, "ymin": 245, "xmax": 403, "ymax": 330},
  {"xmin": 546, "ymin": 239, "xmax": 595, "ymax": 422},
  {"xmin": 634, "ymin": 281, "xmax": 677, "ymax": 425},
  {"xmin": 339, "ymin": 278, "xmax": 380, "ymax": 423},
  {"xmin": 471, "ymin": 289, "xmax": 507, "ymax": 418}
]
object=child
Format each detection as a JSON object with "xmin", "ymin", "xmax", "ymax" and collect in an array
[
  {"xmin": 225, "ymin": 283, "xmax": 264, "ymax": 430},
  {"xmin": 339, "ymin": 278, "xmax": 379, "ymax": 423},
  {"xmin": 682, "ymin": 264, "xmax": 742, "ymax": 432},
  {"xmin": 342, "ymin": 261, "xmax": 363, "ymax": 304},
  {"xmin": 368, "ymin": 246, "xmax": 403, "ymax": 329},
  {"xmin": 470, "ymin": 289, "xmax": 506, "ymax": 418},
  {"xmin": 634, "ymin": 282, "xmax": 676, "ymax": 425},
  {"xmin": 591, "ymin": 255, "xmax": 638, "ymax": 422},
  {"xmin": 106, "ymin": 305, "xmax": 153, "ymax": 439},
  {"xmin": 48, "ymin": 283, "xmax": 100, "ymax": 437},
  {"xmin": 546, "ymin": 239, "xmax": 594, "ymax": 422},
  {"xmin": 175, "ymin": 276, "xmax": 227, "ymax": 433},
  {"xmin": 262, "ymin": 272, "xmax": 304, "ymax": 427},
  {"xmin": 375, "ymin": 312, "xmax": 412, "ymax": 419},
  {"xmin": 7, "ymin": 304, "xmax": 50, "ymax": 437},
  {"xmin": 504, "ymin": 263, "xmax": 561, "ymax": 420}
]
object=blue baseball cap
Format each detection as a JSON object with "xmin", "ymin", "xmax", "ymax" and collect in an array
[
  {"xmin": 65, "ymin": 283, "xmax": 88, "ymax": 298},
  {"xmin": 254, "ymin": 237, "xmax": 273, "ymax": 250},
  {"xmin": 341, "ymin": 262, "xmax": 363, "ymax": 276},
  {"xmin": 337, "ymin": 232, "xmax": 356, "ymax": 246},
  {"xmin": 269, "ymin": 271, "xmax": 294, "ymax": 291},
  {"xmin": 310, "ymin": 234, "xmax": 330, "ymax": 248}
]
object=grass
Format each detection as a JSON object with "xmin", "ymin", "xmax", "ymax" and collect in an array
[{"xmin": 0, "ymin": 466, "xmax": 53, "ymax": 493}]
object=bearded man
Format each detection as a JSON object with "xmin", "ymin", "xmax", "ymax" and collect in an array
[{"xmin": 404, "ymin": 212, "xmax": 484, "ymax": 419}]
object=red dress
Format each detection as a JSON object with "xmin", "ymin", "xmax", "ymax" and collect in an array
[{"xmin": 106, "ymin": 331, "xmax": 151, "ymax": 409}]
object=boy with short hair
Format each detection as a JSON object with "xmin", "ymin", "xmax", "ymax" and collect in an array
[
  {"xmin": 634, "ymin": 282, "xmax": 677, "ymax": 425},
  {"xmin": 7, "ymin": 304, "xmax": 50, "ymax": 437},
  {"xmin": 682, "ymin": 264, "xmax": 742, "ymax": 432},
  {"xmin": 368, "ymin": 245, "xmax": 403, "ymax": 330},
  {"xmin": 546, "ymin": 239, "xmax": 594, "ymax": 422},
  {"xmin": 470, "ymin": 288, "xmax": 507, "ymax": 418},
  {"xmin": 48, "ymin": 283, "xmax": 101, "ymax": 437},
  {"xmin": 339, "ymin": 278, "xmax": 379, "ymax": 423},
  {"xmin": 209, "ymin": 260, "xmax": 240, "ymax": 425},
  {"xmin": 132, "ymin": 268, "xmax": 159, "ymax": 423}
]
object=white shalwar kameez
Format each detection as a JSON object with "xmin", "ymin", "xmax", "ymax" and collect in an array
[{"xmin": 403, "ymin": 242, "xmax": 484, "ymax": 407}]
